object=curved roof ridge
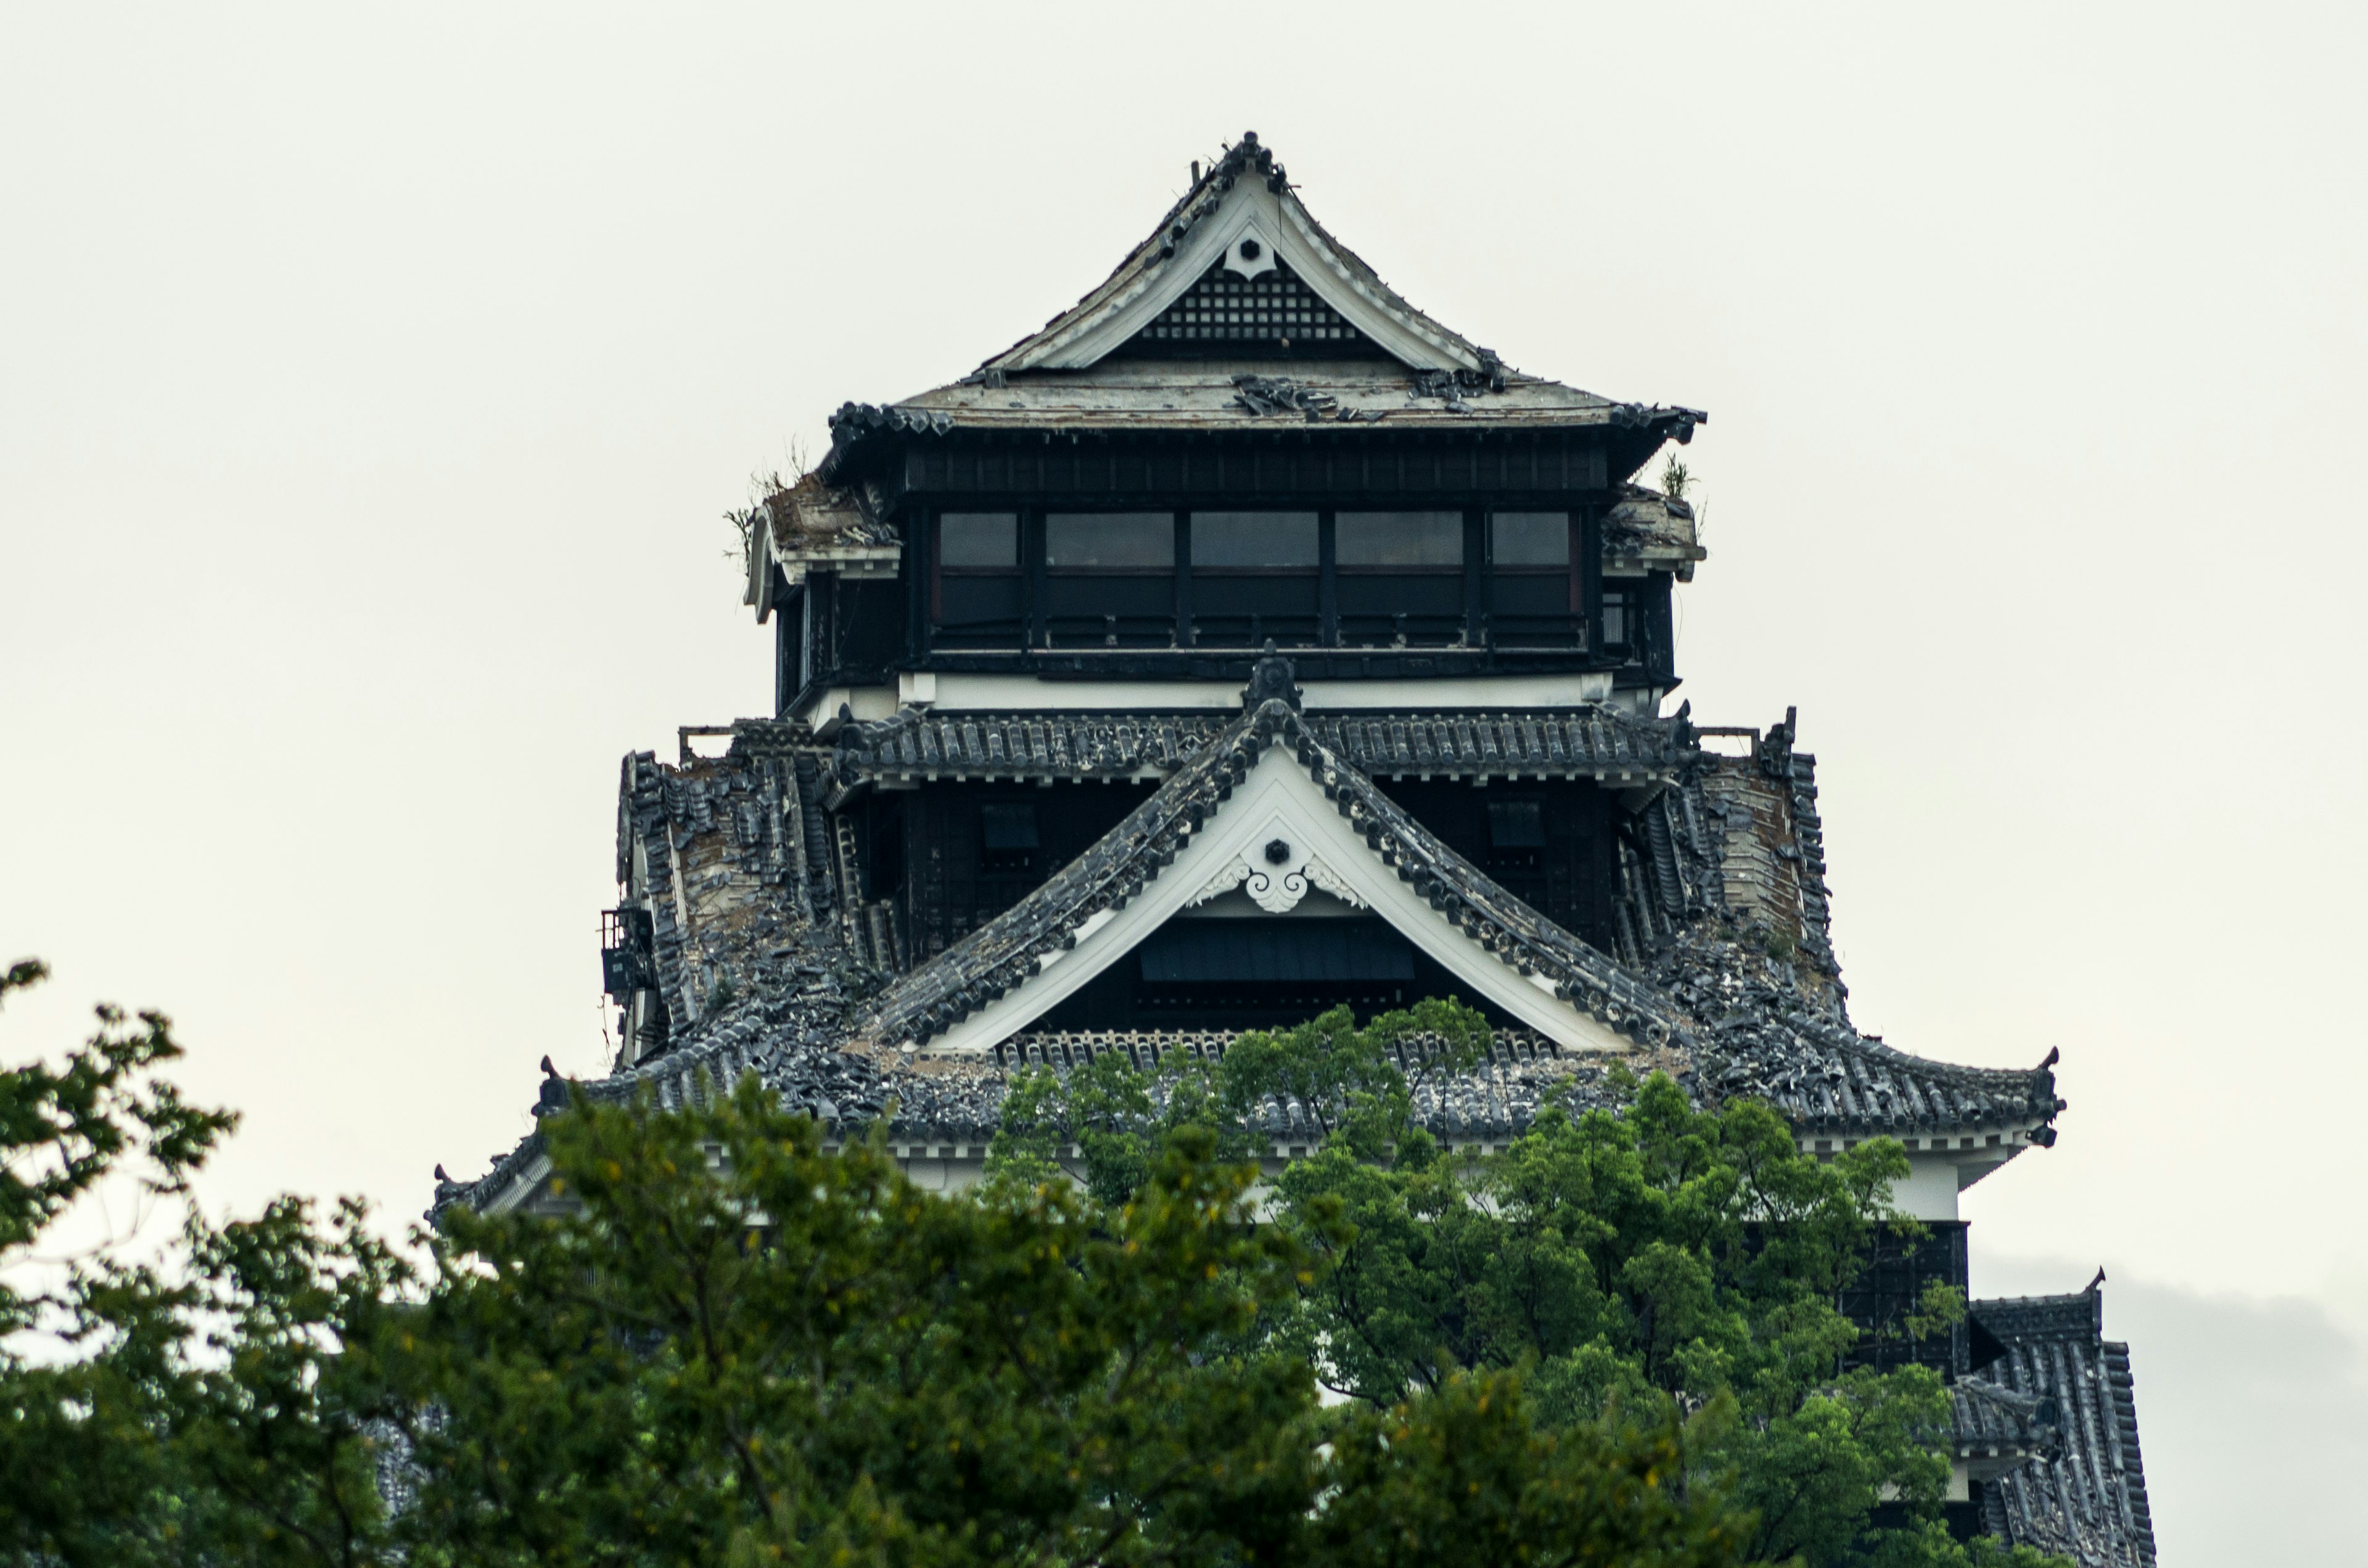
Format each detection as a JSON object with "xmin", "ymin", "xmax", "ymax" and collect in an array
[
  {"xmin": 857, "ymin": 695, "xmax": 1691, "ymax": 1053},
  {"xmin": 977, "ymin": 131, "xmax": 1487, "ymax": 377}
]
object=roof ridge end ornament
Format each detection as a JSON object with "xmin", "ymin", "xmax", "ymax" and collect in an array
[{"xmin": 1243, "ymin": 640, "xmax": 1302, "ymax": 713}]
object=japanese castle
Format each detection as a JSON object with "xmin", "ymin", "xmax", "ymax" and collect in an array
[{"xmin": 440, "ymin": 134, "xmax": 2155, "ymax": 1566}]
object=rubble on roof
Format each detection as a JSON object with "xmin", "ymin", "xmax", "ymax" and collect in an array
[
  {"xmin": 440, "ymin": 667, "xmax": 2060, "ymax": 1218},
  {"xmin": 821, "ymin": 367, "xmax": 1700, "ymax": 449},
  {"xmin": 829, "ymin": 704, "xmax": 1693, "ymax": 787},
  {"xmin": 744, "ymin": 473, "xmax": 901, "ymax": 614},
  {"xmin": 1603, "ymin": 482, "xmax": 1709, "ymax": 581}
]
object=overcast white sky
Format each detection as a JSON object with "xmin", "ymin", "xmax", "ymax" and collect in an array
[{"xmin": 4, "ymin": 6, "xmax": 2363, "ymax": 1561}]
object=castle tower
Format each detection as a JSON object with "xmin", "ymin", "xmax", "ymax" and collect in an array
[{"xmin": 451, "ymin": 134, "xmax": 2153, "ymax": 1566}]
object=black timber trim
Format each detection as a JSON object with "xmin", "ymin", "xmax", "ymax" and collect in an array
[
  {"xmin": 820, "ymin": 401, "xmax": 1700, "ymax": 495},
  {"xmin": 903, "ymin": 649, "xmax": 1625, "ymax": 681},
  {"xmin": 883, "ymin": 431, "xmax": 1614, "ymax": 509}
]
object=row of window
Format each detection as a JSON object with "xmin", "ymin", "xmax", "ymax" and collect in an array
[
  {"xmin": 920, "ymin": 509, "xmax": 1644, "ymax": 655},
  {"xmin": 939, "ymin": 510, "xmax": 1568, "ymax": 572}
]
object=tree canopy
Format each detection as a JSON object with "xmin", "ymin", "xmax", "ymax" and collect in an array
[{"xmin": 0, "ymin": 964, "xmax": 2065, "ymax": 1568}]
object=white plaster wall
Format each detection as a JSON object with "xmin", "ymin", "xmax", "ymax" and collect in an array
[
  {"xmin": 1889, "ymin": 1154, "xmax": 1962, "ymax": 1223},
  {"xmin": 898, "ymin": 671, "xmax": 1616, "ymax": 715}
]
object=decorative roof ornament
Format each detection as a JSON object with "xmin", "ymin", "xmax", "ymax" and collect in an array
[{"xmin": 1243, "ymin": 641, "xmax": 1302, "ymax": 712}]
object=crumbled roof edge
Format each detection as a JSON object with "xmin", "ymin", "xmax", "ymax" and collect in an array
[
  {"xmin": 844, "ymin": 678, "xmax": 2060, "ymax": 1142},
  {"xmin": 443, "ymin": 689, "xmax": 2061, "ymax": 1217},
  {"xmin": 745, "ymin": 473, "xmax": 902, "ymax": 616}
]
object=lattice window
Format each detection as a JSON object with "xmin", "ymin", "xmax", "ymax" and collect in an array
[{"xmin": 1128, "ymin": 257, "xmax": 1379, "ymax": 356}]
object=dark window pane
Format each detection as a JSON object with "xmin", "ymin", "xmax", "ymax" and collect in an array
[
  {"xmin": 1488, "ymin": 800, "xmax": 1547, "ymax": 848},
  {"xmin": 980, "ymin": 802, "xmax": 1040, "ymax": 851},
  {"xmin": 940, "ymin": 512, "xmax": 1017, "ymax": 567},
  {"xmin": 1603, "ymin": 588, "xmax": 1639, "ymax": 648},
  {"xmin": 1191, "ymin": 511, "xmax": 1318, "ymax": 567},
  {"xmin": 1046, "ymin": 513, "xmax": 1173, "ymax": 569},
  {"xmin": 1338, "ymin": 511, "xmax": 1463, "ymax": 567},
  {"xmin": 1492, "ymin": 512, "xmax": 1569, "ymax": 566}
]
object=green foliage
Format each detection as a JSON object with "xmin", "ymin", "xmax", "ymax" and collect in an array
[
  {"xmin": 387, "ymin": 1084, "xmax": 1334, "ymax": 1566},
  {"xmin": 0, "ymin": 971, "xmax": 1746, "ymax": 1568},
  {"xmin": 0, "ymin": 965, "xmax": 2069, "ymax": 1568},
  {"xmin": 1, "ymin": 959, "xmax": 394, "ymax": 1567},
  {"xmin": 1001, "ymin": 1005, "xmax": 2071, "ymax": 1568},
  {"xmin": 1309, "ymin": 1370, "xmax": 1744, "ymax": 1568},
  {"xmin": 987, "ymin": 999, "xmax": 1488, "ymax": 1200}
]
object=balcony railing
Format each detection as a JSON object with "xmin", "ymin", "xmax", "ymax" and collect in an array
[
  {"xmin": 600, "ymin": 906, "xmax": 656, "ymax": 1001},
  {"xmin": 924, "ymin": 609, "xmax": 1615, "ymax": 656}
]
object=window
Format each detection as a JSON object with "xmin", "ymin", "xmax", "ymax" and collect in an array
[
  {"xmin": 939, "ymin": 512, "xmax": 1018, "ymax": 566},
  {"xmin": 934, "ymin": 512, "xmax": 1022, "ymax": 649},
  {"xmin": 1190, "ymin": 512, "xmax": 1318, "ymax": 646},
  {"xmin": 1337, "ymin": 511, "xmax": 1463, "ymax": 567},
  {"xmin": 1487, "ymin": 800, "xmax": 1547, "ymax": 848},
  {"xmin": 980, "ymin": 802, "xmax": 1040, "ymax": 872},
  {"xmin": 1490, "ymin": 512, "xmax": 1568, "ymax": 567},
  {"xmin": 1045, "ymin": 513, "xmax": 1175, "ymax": 647},
  {"xmin": 1488, "ymin": 511, "xmax": 1576, "ymax": 647},
  {"xmin": 1601, "ymin": 584, "xmax": 1642, "ymax": 659},
  {"xmin": 1045, "ymin": 513, "xmax": 1174, "ymax": 569},
  {"xmin": 1336, "ymin": 511, "xmax": 1464, "ymax": 647},
  {"xmin": 1191, "ymin": 511, "xmax": 1318, "ymax": 568}
]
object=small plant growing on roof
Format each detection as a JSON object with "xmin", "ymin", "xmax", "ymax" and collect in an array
[
  {"xmin": 1659, "ymin": 454, "xmax": 1694, "ymax": 503},
  {"xmin": 724, "ymin": 438, "xmax": 811, "ymax": 583}
]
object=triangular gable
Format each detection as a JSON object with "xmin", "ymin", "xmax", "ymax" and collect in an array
[
  {"xmin": 982, "ymin": 133, "xmax": 1489, "ymax": 377},
  {"xmin": 860, "ymin": 690, "xmax": 1678, "ymax": 1059},
  {"xmin": 1124, "ymin": 252, "xmax": 1389, "ymax": 359}
]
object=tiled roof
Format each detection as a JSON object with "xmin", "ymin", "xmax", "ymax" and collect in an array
[
  {"xmin": 1966, "ymin": 1287, "xmax": 2158, "ymax": 1568},
  {"xmin": 1951, "ymin": 1378, "xmax": 2062, "ymax": 1477},
  {"xmin": 993, "ymin": 1028, "xmax": 1642, "ymax": 1149},
  {"xmin": 816, "ymin": 133, "xmax": 1704, "ymax": 473},
  {"xmin": 437, "ymin": 670, "xmax": 2062, "ymax": 1212},
  {"xmin": 831, "ymin": 704, "xmax": 1692, "ymax": 787},
  {"xmin": 837, "ymin": 363, "xmax": 1688, "ymax": 434},
  {"xmin": 977, "ymin": 131, "xmax": 1490, "ymax": 379},
  {"xmin": 854, "ymin": 691, "xmax": 1682, "ymax": 1053}
]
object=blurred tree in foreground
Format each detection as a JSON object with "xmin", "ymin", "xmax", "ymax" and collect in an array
[{"xmin": 0, "ymin": 966, "xmax": 2062, "ymax": 1567}]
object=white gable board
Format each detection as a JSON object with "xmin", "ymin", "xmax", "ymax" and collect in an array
[
  {"xmin": 919, "ymin": 746, "xmax": 1644, "ymax": 1059},
  {"xmin": 995, "ymin": 176, "xmax": 1484, "ymax": 376}
]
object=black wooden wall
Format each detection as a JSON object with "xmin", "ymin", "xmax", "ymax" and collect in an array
[{"xmin": 1370, "ymin": 779, "xmax": 1622, "ymax": 956}]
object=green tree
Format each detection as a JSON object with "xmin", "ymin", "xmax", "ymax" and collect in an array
[
  {"xmin": 992, "ymin": 1001, "xmax": 2071, "ymax": 1568},
  {"xmin": 0, "ymin": 959, "xmax": 402, "ymax": 1567},
  {"xmin": 1, "ymin": 964, "xmax": 1747, "ymax": 1567}
]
